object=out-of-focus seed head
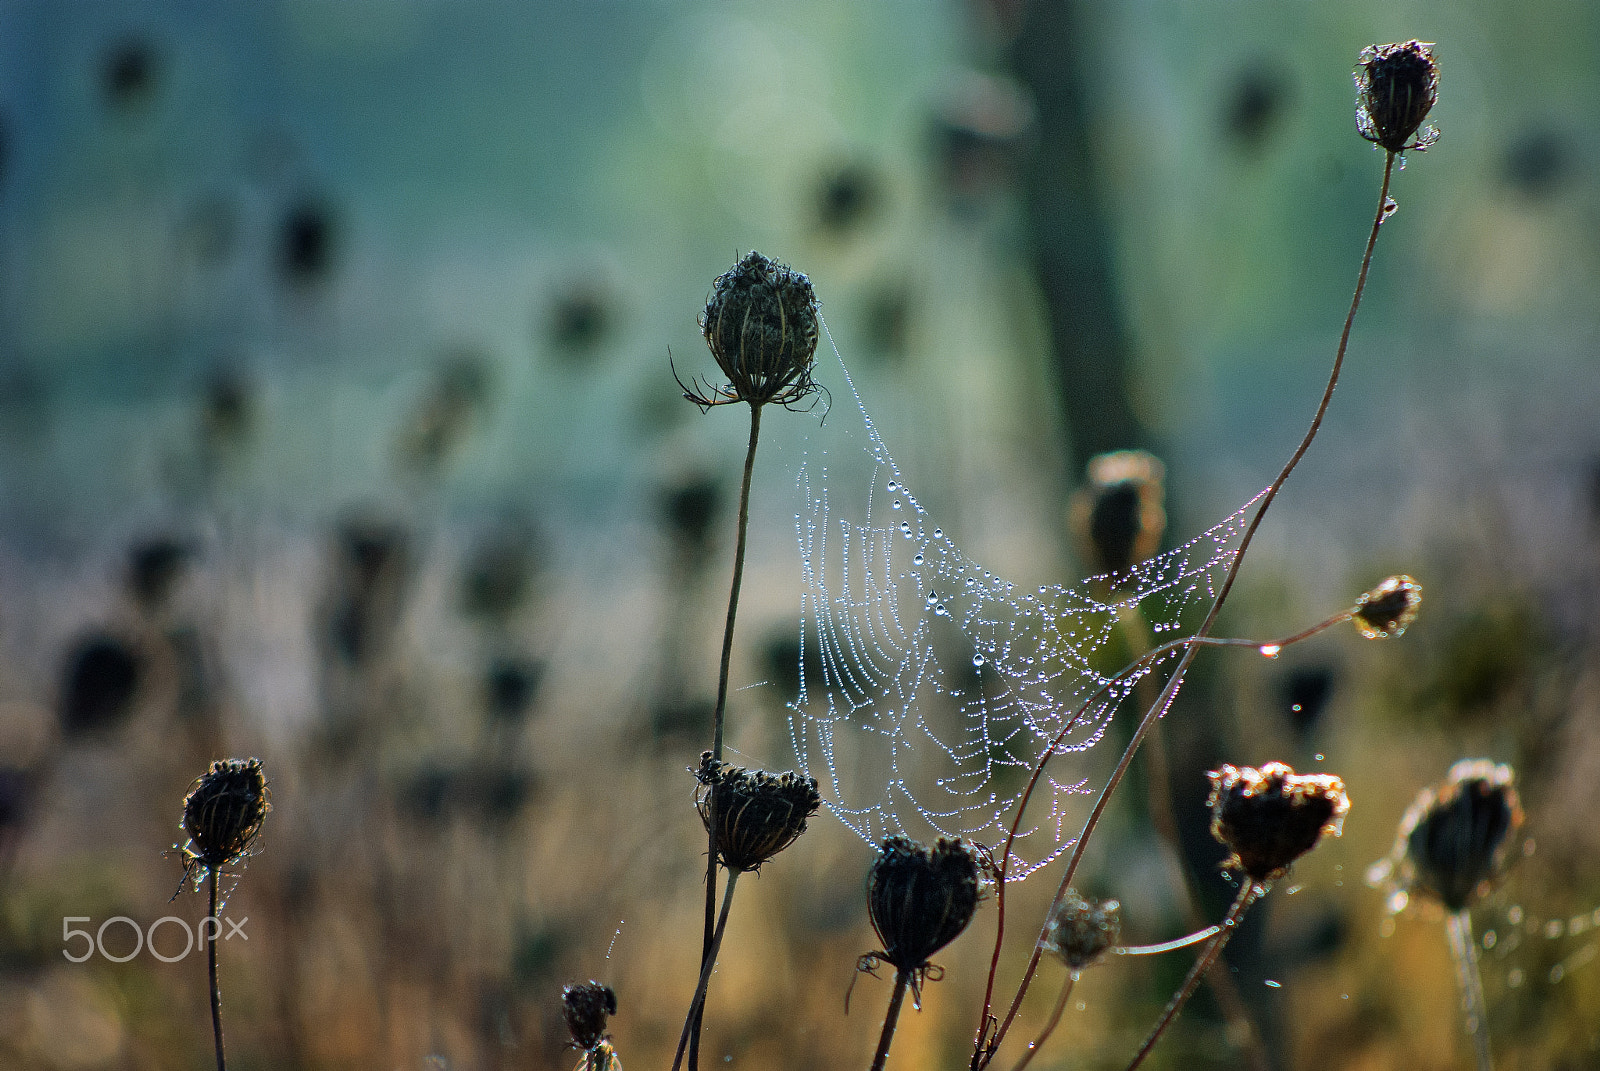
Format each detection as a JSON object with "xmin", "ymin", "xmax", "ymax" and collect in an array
[
  {"xmin": 696, "ymin": 753, "xmax": 821, "ymax": 873},
  {"xmin": 684, "ymin": 252, "xmax": 820, "ymax": 410},
  {"xmin": 561, "ymin": 981, "xmax": 617, "ymax": 1052},
  {"xmin": 1043, "ymin": 890, "xmax": 1121, "ymax": 971},
  {"xmin": 866, "ymin": 836, "xmax": 983, "ymax": 971},
  {"xmin": 181, "ymin": 758, "xmax": 269, "ymax": 873},
  {"xmin": 1209, "ymin": 762, "xmax": 1349, "ymax": 883},
  {"xmin": 1069, "ymin": 450, "xmax": 1167, "ymax": 579},
  {"xmin": 1352, "ymin": 575, "xmax": 1422, "ymax": 639},
  {"xmin": 1355, "ymin": 41, "xmax": 1440, "ymax": 154},
  {"xmin": 1374, "ymin": 759, "xmax": 1523, "ymax": 914}
]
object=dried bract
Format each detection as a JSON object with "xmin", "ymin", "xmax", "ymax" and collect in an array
[
  {"xmin": 1355, "ymin": 41, "xmax": 1440, "ymax": 153},
  {"xmin": 1352, "ymin": 575, "xmax": 1422, "ymax": 639},
  {"xmin": 562, "ymin": 981, "xmax": 617, "ymax": 1052},
  {"xmin": 696, "ymin": 753, "xmax": 820, "ymax": 873},
  {"xmin": 1377, "ymin": 759, "xmax": 1523, "ymax": 914},
  {"xmin": 182, "ymin": 758, "xmax": 269, "ymax": 874},
  {"xmin": 1043, "ymin": 890, "xmax": 1122, "ymax": 971},
  {"xmin": 866, "ymin": 836, "xmax": 983, "ymax": 972},
  {"xmin": 1209, "ymin": 762, "xmax": 1349, "ymax": 883},
  {"xmin": 683, "ymin": 251, "xmax": 820, "ymax": 409}
]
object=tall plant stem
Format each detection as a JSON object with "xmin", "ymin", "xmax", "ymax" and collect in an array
[
  {"xmin": 693, "ymin": 402, "xmax": 763, "ymax": 1071},
  {"xmin": 976, "ymin": 151, "xmax": 1396, "ymax": 1068},
  {"xmin": 673, "ymin": 871, "xmax": 741, "ymax": 1071},
  {"xmin": 1124, "ymin": 882, "xmax": 1263, "ymax": 1071},
  {"xmin": 869, "ymin": 968, "xmax": 912, "ymax": 1071},
  {"xmin": 208, "ymin": 870, "xmax": 227, "ymax": 1071},
  {"xmin": 1008, "ymin": 970, "xmax": 1076, "ymax": 1071},
  {"xmin": 1446, "ymin": 909, "xmax": 1494, "ymax": 1071}
]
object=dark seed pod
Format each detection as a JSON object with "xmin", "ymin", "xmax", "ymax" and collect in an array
[
  {"xmin": 687, "ymin": 251, "xmax": 820, "ymax": 409},
  {"xmin": 866, "ymin": 836, "xmax": 983, "ymax": 971},
  {"xmin": 1069, "ymin": 450, "xmax": 1166, "ymax": 577},
  {"xmin": 1209, "ymin": 762, "xmax": 1349, "ymax": 883},
  {"xmin": 561, "ymin": 981, "xmax": 617, "ymax": 1051},
  {"xmin": 1355, "ymin": 41, "xmax": 1440, "ymax": 153},
  {"xmin": 1382, "ymin": 759, "xmax": 1523, "ymax": 914},
  {"xmin": 182, "ymin": 758, "xmax": 269, "ymax": 872},
  {"xmin": 1352, "ymin": 575, "xmax": 1422, "ymax": 639},
  {"xmin": 1043, "ymin": 890, "xmax": 1121, "ymax": 971},
  {"xmin": 696, "ymin": 753, "xmax": 820, "ymax": 873}
]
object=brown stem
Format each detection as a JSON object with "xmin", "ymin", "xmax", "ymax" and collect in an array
[
  {"xmin": 870, "ymin": 968, "xmax": 912, "ymax": 1071},
  {"xmin": 673, "ymin": 871, "xmax": 741, "ymax": 1071},
  {"xmin": 208, "ymin": 870, "xmax": 226, "ymax": 1071},
  {"xmin": 977, "ymin": 150, "xmax": 1396, "ymax": 1068},
  {"xmin": 1008, "ymin": 970, "xmax": 1076, "ymax": 1071}
]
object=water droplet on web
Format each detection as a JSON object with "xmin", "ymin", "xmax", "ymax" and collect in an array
[
  {"xmin": 972, "ymin": 653, "xmax": 985, "ymax": 667},
  {"xmin": 1379, "ymin": 197, "xmax": 1398, "ymax": 223},
  {"xmin": 1259, "ymin": 645, "xmax": 1281, "ymax": 659},
  {"xmin": 886, "ymin": 480, "xmax": 898, "ymax": 492},
  {"xmin": 933, "ymin": 528, "xmax": 943, "ymax": 539},
  {"xmin": 1290, "ymin": 703, "xmax": 1303, "ymax": 713},
  {"xmin": 1314, "ymin": 753, "xmax": 1324, "ymax": 762},
  {"xmin": 913, "ymin": 553, "xmax": 924, "ymax": 565},
  {"xmin": 1264, "ymin": 979, "xmax": 1281, "ymax": 989},
  {"xmin": 892, "ymin": 499, "xmax": 902, "ymax": 510},
  {"xmin": 900, "ymin": 522, "xmax": 911, "ymax": 537},
  {"xmin": 935, "ymin": 603, "xmax": 947, "ymax": 616}
]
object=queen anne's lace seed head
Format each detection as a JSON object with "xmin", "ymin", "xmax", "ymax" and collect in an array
[
  {"xmin": 1043, "ymin": 890, "xmax": 1121, "ymax": 971},
  {"xmin": 1355, "ymin": 41, "xmax": 1440, "ymax": 153},
  {"xmin": 181, "ymin": 758, "xmax": 269, "ymax": 874},
  {"xmin": 1208, "ymin": 762, "xmax": 1349, "ymax": 883},
  {"xmin": 683, "ymin": 251, "xmax": 821, "ymax": 410},
  {"xmin": 866, "ymin": 836, "xmax": 983, "ymax": 972},
  {"xmin": 1376, "ymin": 759, "xmax": 1523, "ymax": 914},
  {"xmin": 1352, "ymin": 575, "xmax": 1423, "ymax": 639},
  {"xmin": 696, "ymin": 753, "xmax": 820, "ymax": 873},
  {"xmin": 562, "ymin": 981, "xmax": 617, "ymax": 1052}
]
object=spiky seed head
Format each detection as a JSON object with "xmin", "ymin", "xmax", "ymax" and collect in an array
[
  {"xmin": 1352, "ymin": 575, "xmax": 1422, "ymax": 639},
  {"xmin": 1070, "ymin": 450, "xmax": 1167, "ymax": 578},
  {"xmin": 1386, "ymin": 759, "xmax": 1524, "ymax": 913},
  {"xmin": 562, "ymin": 981, "xmax": 617, "ymax": 1052},
  {"xmin": 866, "ymin": 836, "xmax": 983, "ymax": 972},
  {"xmin": 696, "ymin": 753, "xmax": 821, "ymax": 873},
  {"xmin": 1043, "ymin": 890, "xmax": 1121, "ymax": 971},
  {"xmin": 182, "ymin": 758, "xmax": 269, "ymax": 871},
  {"xmin": 1209, "ymin": 762, "xmax": 1349, "ymax": 883},
  {"xmin": 1355, "ymin": 41, "xmax": 1440, "ymax": 153},
  {"xmin": 694, "ymin": 251, "xmax": 820, "ymax": 409}
]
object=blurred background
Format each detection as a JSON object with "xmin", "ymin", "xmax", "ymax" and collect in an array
[{"xmin": 0, "ymin": 1, "xmax": 1598, "ymax": 1069}]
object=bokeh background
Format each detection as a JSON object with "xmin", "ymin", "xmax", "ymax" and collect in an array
[{"xmin": 1, "ymin": 1, "xmax": 1598, "ymax": 1069}]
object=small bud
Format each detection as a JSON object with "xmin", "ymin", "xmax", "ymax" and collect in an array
[
  {"xmin": 182, "ymin": 758, "xmax": 269, "ymax": 872},
  {"xmin": 1382, "ymin": 759, "xmax": 1523, "ymax": 913},
  {"xmin": 1352, "ymin": 575, "xmax": 1422, "ymax": 639},
  {"xmin": 866, "ymin": 836, "xmax": 983, "ymax": 972},
  {"xmin": 561, "ymin": 981, "xmax": 617, "ymax": 1052},
  {"xmin": 1209, "ymin": 762, "xmax": 1349, "ymax": 883},
  {"xmin": 1069, "ymin": 450, "xmax": 1166, "ymax": 578},
  {"xmin": 1355, "ymin": 41, "xmax": 1440, "ymax": 154},
  {"xmin": 696, "ymin": 753, "xmax": 821, "ymax": 873},
  {"xmin": 1043, "ymin": 891, "xmax": 1121, "ymax": 971},
  {"xmin": 688, "ymin": 251, "xmax": 820, "ymax": 409}
]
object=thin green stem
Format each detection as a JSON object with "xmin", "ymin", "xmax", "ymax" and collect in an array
[
  {"xmin": 208, "ymin": 870, "xmax": 226, "ymax": 1071},
  {"xmin": 673, "ymin": 871, "xmax": 741, "ymax": 1071},
  {"xmin": 1447, "ymin": 909, "xmax": 1494, "ymax": 1071},
  {"xmin": 1008, "ymin": 970, "xmax": 1076, "ymax": 1071},
  {"xmin": 870, "ymin": 968, "xmax": 912, "ymax": 1071},
  {"xmin": 1124, "ymin": 882, "xmax": 1263, "ymax": 1071}
]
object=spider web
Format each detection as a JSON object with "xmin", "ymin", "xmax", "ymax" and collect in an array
[{"xmin": 788, "ymin": 336, "xmax": 1261, "ymax": 880}]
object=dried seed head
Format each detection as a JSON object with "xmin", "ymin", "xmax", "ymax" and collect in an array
[
  {"xmin": 689, "ymin": 251, "xmax": 820, "ymax": 409},
  {"xmin": 182, "ymin": 758, "xmax": 269, "ymax": 872},
  {"xmin": 696, "ymin": 753, "xmax": 821, "ymax": 873},
  {"xmin": 1070, "ymin": 450, "xmax": 1167, "ymax": 578},
  {"xmin": 561, "ymin": 981, "xmax": 617, "ymax": 1051},
  {"xmin": 866, "ymin": 836, "xmax": 983, "ymax": 971},
  {"xmin": 1043, "ymin": 890, "xmax": 1121, "ymax": 971},
  {"xmin": 1379, "ymin": 759, "xmax": 1523, "ymax": 914},
  {"xmin": 1352, "ymin": 575, "xmax": 1422, "ymax": 639},
  {"xmin": 1355, "ymin": 41, "xmax": 1440, "ymax": 154},
  {"xmin": 1209, "ymin": 762, "xmax": 1349, "ymax": 883}
]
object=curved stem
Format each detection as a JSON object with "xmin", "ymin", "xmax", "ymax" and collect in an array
[
  {"xmin": 977, "ymin": 151, "xmax": 1396, "ymax": 1069},
  {"xmin": 1446, "ymin": 909, "xmax": 1494, "ymax": 1071},
  {"xmin": 870, "ymin": 968, "xmax": 912, "ymax": 1071},
  {"xmin": 208, "ymin": 870, "xmax": 226, "ymax": 1071},
  {"xmin": 1124, "ymin": 882, "xmax": 1263, "ymax": 1071},
  {"xmin": 673, "ymin": 871, "xmax": 741, "ymax": 1071},
  {"xmin": 1114, "ymin": 926, "xmax": 1223, "ymax": 957},
  {"xmin": 1008, "ymin": 970, "xmax": 1076, "ymax": 1071}
]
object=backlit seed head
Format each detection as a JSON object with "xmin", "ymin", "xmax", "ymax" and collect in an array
[
  {"xmin": 696, "ymin": 753, "xmax": 820, "ymax": 873},
  {"xmin": 1209, "ymin": 762, "xmax": 1349, "ymax": 883},
  {"xmin": 685, "ymin": 251, "xmax": 821, "ymax": 409},
  {"xmin": 1352, "ymin": 575, "xmax": 1422, "ymax": 639},
  {"xmin": 1378, "ymin": 759, "xmax": 1523, "ymax": 914},
  {"xmin": 1043, "ymin": 891, "xmax": 1121, "ymax": 971},
  {"xmin": 866, "ymin": 836, "xmax": 983, "ymax": 972},
  {"xmin": 181, "ymin": 758, "xmax": 269, "ymax": 872},
  {"xmin": 562, "ymin": 981, "xmax": 617, "ymax": 1052},
  {"xmin": 1355, "ymin": 41, "xmax": 1440, "ymax": 154},
  {"xmin": 1069, "ymin": 450, "xmax": 1167, "ymax": 578}
]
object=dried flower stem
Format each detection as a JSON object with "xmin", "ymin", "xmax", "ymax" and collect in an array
[
  {"xmin": 976, "ymin": 151, "xmax": 1397, "ymax": 1068},
  {"xmin": 208, "ymin": 870, "xmax": 227, "ymax": 1071},
  {"xmin": 693, "ymin": 402, "xmax": 763, "ymax": 1070},
  {"xmin": 869, "ymin": 968, "xmax": 912, "ymax": 1071},
  {"xmin": 1124, "ymin": 882, "xmax": 1264, "ymax": 1071},
  {"xmin": 674, "ymin": 871, "xmax": 741, "ymax": 1071},
  {"xmin": 1008, "ymin": 970, "xmax": 1076, "ymax": 1071},
  {"xmin": 1446, "ymin": 909, "xmax": 1495, "ymax": 1071}
]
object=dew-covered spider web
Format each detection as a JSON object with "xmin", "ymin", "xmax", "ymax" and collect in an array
[{"xmin": 787, "ymin": 333, "xmax": 1264, "ymax": 880}]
